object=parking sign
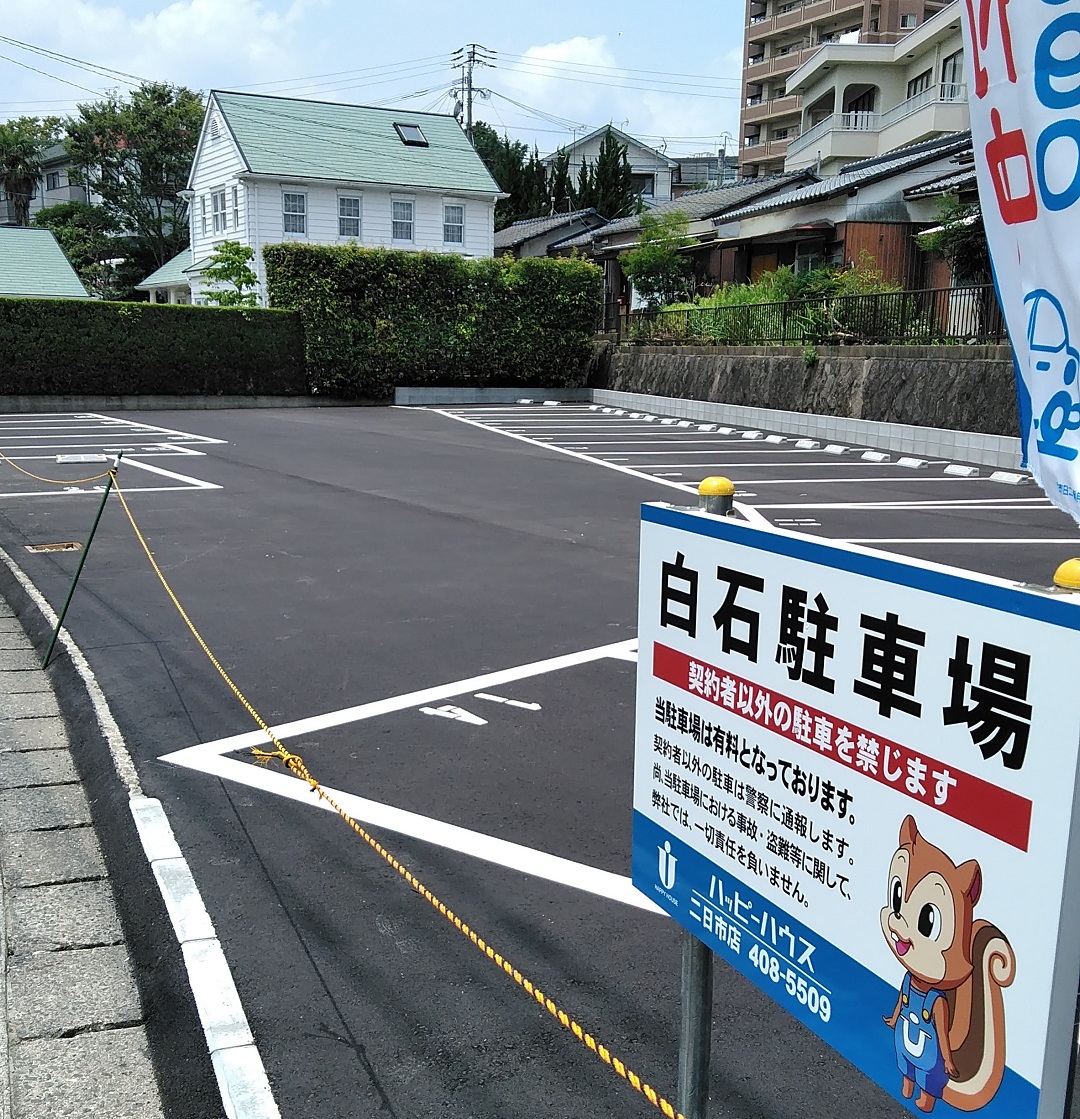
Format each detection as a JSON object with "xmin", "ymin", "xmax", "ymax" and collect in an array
[{"xmin": 632, "ymin": 504, "xmax": 1080, "ymax": 1117}]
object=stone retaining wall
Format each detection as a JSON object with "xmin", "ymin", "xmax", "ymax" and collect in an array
[{"xmin": 595, "ymin": 344, "xmax": 1018, "ymax": 437}]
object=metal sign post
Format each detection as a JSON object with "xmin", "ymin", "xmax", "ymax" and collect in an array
[{"xmin": 677, "ymin": 929, "xmax": 713, "ymax": 1119}]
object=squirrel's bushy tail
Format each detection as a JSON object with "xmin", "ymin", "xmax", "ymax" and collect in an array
[{"xmin": 943, "ymin": 922, "xmax": 1016, "ymax": 1112}]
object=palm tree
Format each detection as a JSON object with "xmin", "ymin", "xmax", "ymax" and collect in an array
[{"xmin": 0, "ymin": 117, "xmax": 59, "ymax": 227}]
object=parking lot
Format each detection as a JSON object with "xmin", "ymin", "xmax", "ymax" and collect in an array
[
  {"xmin": 0, "ymin": 402, "xmax": 1075, "ymax": 1119},
  {"xmin": 435, "ymin": 402, "xmax": 1078, "ymax": 581}
]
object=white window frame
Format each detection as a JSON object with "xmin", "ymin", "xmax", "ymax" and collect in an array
[
  {"xmin": 211, "ymin": 187, "xmax": 227, "ymax": 234},
  {"xmin": 283, "ymin": 190, "xmax": 307, "ymax": 236},
  {"xmin": 391, "ymin": 197, "xmax": 414, "ymax": 243},
  {"xmin": 338, "ymin": 194, "xmax": 362, "ymax": 239},
  {"xmin": 442, "ymin": 202, "xmax": 465, "ymax": 246},
  {"xmin": 232, "ymin": 185, "xmax": 240, "ymax": 231},
  {"xmin": 200, "ymin": 195, "xmax": 207, "ymax": 236}
]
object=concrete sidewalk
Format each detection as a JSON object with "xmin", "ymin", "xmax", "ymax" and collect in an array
[{"xmin": 0, "ymin": 599, "xmax": 165, "ymax": 1119}]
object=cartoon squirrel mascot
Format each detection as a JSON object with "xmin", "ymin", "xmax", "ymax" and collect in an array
[{"xmin": 881, "ymin": 815, "xmax": 1016, "ymax": 1113}]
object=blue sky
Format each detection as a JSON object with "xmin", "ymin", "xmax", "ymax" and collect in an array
[{"xmin": 2, "ymin": 0, "xmax": 745, "ymax": 158}]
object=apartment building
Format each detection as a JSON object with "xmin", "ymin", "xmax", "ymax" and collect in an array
[
  {"xmin": 740, "ymin": 0, "xmax": 950, "ymax": 178},
  {"xmin": 784, "ymin": 3, "xmax": 966, "ymax": 175}
]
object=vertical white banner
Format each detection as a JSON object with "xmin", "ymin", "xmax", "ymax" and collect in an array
[{"xmin": 962, "ymin": 0, "xmax": 1080, "ymax": 520}]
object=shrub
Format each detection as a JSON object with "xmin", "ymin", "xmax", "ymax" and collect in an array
[
  {"xmin": 264, "ymin": 244, "xmax": 603, "ymax": 398},
  {"xmin": 0, "ymin": 298, "xmax": 306, "ymax": 395}
]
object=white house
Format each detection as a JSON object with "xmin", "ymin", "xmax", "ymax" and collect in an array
[
  {"xmin": 138, "ymin": 90, "xmax": 503, "ymax": 306},
  {"xmin": 542, "ymin": 126, "xmax": 679, "ymax": 204}
]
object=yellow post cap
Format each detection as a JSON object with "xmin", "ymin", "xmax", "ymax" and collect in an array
[
  {"xmin": 1054, "ymin": 558, "xmax": 1080, "ymax": 590},
  {"xmin": 698, "ymin": 476, "xmax": 736, "ymax": 497}
]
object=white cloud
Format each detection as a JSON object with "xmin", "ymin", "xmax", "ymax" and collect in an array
[
  {"xmin": 2, "ymin": 0, "xmax": 312, "ymax": 119},
  {"xmin": 500, "ymin": 36, "xmax": 624, "ymax": 133}
]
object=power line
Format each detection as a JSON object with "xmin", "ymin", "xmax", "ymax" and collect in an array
[
  {"xmin": 228, "ymin": 54, "xmax": 451, "ymax": 92},
  {"xmin": 0, "ymin": 52, "xmax": 102, "ymax": 95},
  {"xmin": 496, "ymin": 50, "xmax": 742, "ymax": 86},
  {"xmin": 0, "ymin": 35, "xmax": 149, "ymax": 86}
]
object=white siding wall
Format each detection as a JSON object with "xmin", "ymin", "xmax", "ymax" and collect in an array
[
  {"xmin": 188, "ymin": 101, "xmax": 249, "ymax": 282},
  {"xmin": 248, "ymin": 181, "xmax": 495, "ymax": 303},
  {"xmin": 187, "ymin": 100, "xmax": 496, "ymax": 305}
]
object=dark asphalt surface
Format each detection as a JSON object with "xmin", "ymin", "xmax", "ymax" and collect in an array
[{"xmin": 0, "ymin": 405, "xmax": 1076, "ymax": 1119}]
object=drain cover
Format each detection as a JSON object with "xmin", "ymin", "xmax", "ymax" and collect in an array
[{"xmin": 25, "ymin": 542, "xmax": 83, "ymax": 554}]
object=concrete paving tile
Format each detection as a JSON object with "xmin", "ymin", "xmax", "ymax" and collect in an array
[
  {"xmin": 0, "ymin": 633, "xmax": 31, "ymax": 651},
  {"xmin": 0, "ymin": 650, "xmax": 41, "ymax": 671},
  {"xmin": 0, "ymin": 716, "xmax": 69, "ymax": 751},
  {"xmin": 0, "ymin": 784, "xmax": 91, "ymax": 831},
  {"xmin": 0, "ymin": 826, "xmax": 106, "ymax": 887},
  {"xmin": 0, "ymin": 747, "xmax": 78, "ymax": 788},
  {"xmin": 7, "ymin": 945, "xmax": 140, "ymax": 1040},
  {"xmin": 11, "ymin": 1027, "xmax": 164, "ymax": 1119},
  {"xmin": 0, "ymin": 669, "xmax": 52, "ymax": 695},
  {"xmin": 0, "ymin": 618, "xmax": 25, "ymax": 634},
  {"xmin": 9, "ymin": 880, "xmax": 122, "ymax": 954},
  {"xmin": 0, "ymin": 693, "xmax": 59, "ymax": 720}
]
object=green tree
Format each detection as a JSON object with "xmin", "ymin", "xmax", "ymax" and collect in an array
[
  {"xmin": 0, "ymin": 116, "xmax": 62, "ymax": 227},
  {"xmin": 201, "ymin": 240, "xmax": 259, "ymax": 306},
  {"xmin": 917, "ymin": 196, "xmax": 993, "ymax": 285},
  {"xmin": 548, "ymin": 150, "xmax": 571, "ymax": 213},
  {"xmin": 593, "ymin": 128, "xmax": 637, "ymax": 219},
  {"xmin": 573, "ymin": 157, "xmax": 595, "ymax": 210},
  {"xmin": 470, "ymin": 120, "xmax": 550, "ymax": 229},
  {"xmin": 620, "ymin": 210, "xmax": 694, "ymax": 308},
  {"xmin": 66, "ymin": 83, "xmax": 203, "ymax": 272},
  {"xmin": 31, "ymin": 200, "xmax": 119, "ymax": 296}
]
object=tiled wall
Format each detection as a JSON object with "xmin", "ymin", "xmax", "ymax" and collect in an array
[{"xmin": 591, "ymin": 390, "xmax": 1024, "ymax": 470}]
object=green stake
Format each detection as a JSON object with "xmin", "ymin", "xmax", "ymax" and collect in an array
[{"xmin": 42, "ymin": 451, "xmax": 122, "ymax": 669}]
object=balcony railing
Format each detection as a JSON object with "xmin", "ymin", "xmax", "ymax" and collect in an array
[
  {"xmin": 879, "ymin": 82, "xmax": 967, "ymax": 127},
  {"xmin": 787, "ymin": 84, "xmax": 968, "ymax": 158}
]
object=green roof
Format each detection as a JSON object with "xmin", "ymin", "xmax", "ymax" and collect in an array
[
  {"xmin": 211, "ymin": 90, "xmax": 501, "ymax": 194},
  {"xmin": 136, "ymin": 249, "xmax": 194, "ymax": 289},
  {"xmin": 0, "ymin": 227, "xmax": 88, "ymax": 299}
]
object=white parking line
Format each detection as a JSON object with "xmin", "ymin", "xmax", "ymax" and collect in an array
[
  {"xmin": 432, "ymin": 409, "xmax": 773, "ymax": 529},
  {"xmin": 161, "ymin": 639, "xmax": 662, "ymax": 913}
]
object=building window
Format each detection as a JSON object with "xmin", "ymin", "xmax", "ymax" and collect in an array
[
  {"xmin": 392, "ymin": 199, "xmax": 414, "ymax": 241},
  {"xmin": 45, "ymin": 171, "xmax": 61, "ymax": 191},
  {"xmin": 443, "ymin": 203, "xmax": 464, "ymax": 244},
  {"xmin": 200, "ymin": 196, "xmax": 207, "ymax": 235},
  {"xmin": 906, "ymin": 69, "xmax": 933, "ymax": 100},
  {"xmin": 339, "ymin": 195, "xmax": 361, "ymax": 238},
  {"xmin": 393, "ymin": 122, "xmax": 428, "ymax": 146},
  {"xmin": 211, "ymin": 188, "xmax": 227, "ymax": 233},
  {"xmin": 900, "ymin": 13, "xmax": 917, "ymax": 28},
  {"xmin": 232, "ymin": 186, "xmax": 239, "ymax": 230},
  {"xmin": 283, "ymin": 192, "xmax": 306, "ymax": 235},
  {"xmin": 941, "ymin": 49, "xmax": 965, "ymax": 94},
  {"xmin": 772, "ymin": 127, "xmax": 790, "ymax": 140}
]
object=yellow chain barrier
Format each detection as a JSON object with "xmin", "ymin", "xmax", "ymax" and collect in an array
[
  {"xmin": 110, "ymin": 480, "xmax": 689, "ymax": 1119},
  {"xmin": 0, "ymin": 447, "xmax": 113, "ymax": 486}
]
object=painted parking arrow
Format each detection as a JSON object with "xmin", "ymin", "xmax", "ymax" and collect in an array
[{"xmin": 474, "ymin": 692, "xmax": 542, "ymax": 711}]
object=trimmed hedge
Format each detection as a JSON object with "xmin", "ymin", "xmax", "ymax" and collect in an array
[
  {"xmin": 264, "ymin": 244, "xmax": 603, "ymax": 398},
  {"xmin": 0, "ymin": 298, "xmax": 307, "ymax": 396}
]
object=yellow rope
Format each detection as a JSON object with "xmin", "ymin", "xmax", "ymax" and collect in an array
[
  {"xmin": 0, "ymin": 448, "xmax": 113, "ymax": 486},
  {"xmin": 110, "ymin": 480, "xmax": 688, "ymax": 1119}
]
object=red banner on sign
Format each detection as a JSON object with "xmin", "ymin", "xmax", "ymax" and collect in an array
[{"xmin": 652, "ymin": 642, "xmax": 1032, "ymax": 851}]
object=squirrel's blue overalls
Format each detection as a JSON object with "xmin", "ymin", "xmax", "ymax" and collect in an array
[{"xmin": 894, "ymin": 972, "xmax": 949, "ymax": 1101}]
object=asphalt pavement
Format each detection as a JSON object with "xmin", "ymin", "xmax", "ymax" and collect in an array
[{"xmin": 0, "ymin": 405, "xmax": 1075, "ymax": 1119}]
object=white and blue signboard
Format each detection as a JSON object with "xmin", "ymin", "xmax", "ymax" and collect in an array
[
  {"xmin": 632, "ymin": 505, "xmax": 1080, "ymax": 1117},
  {"xmin": 963, "ymin": 0, "xmax": 1080, "ymax": 520}
]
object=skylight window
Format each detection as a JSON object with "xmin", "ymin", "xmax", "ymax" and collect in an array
[{"xmin": 394, "ymin": 122, "xmax": 428, "ymax": 147}]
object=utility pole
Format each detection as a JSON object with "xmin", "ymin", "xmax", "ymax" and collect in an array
[{"xmin": 451, "ymin": 43, "xmax": 493, "ymax": 141}]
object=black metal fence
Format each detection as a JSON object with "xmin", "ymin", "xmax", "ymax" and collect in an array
[{"xmin": 619, "ymin": 285, "xmax": 1007, "ymax": 346}]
